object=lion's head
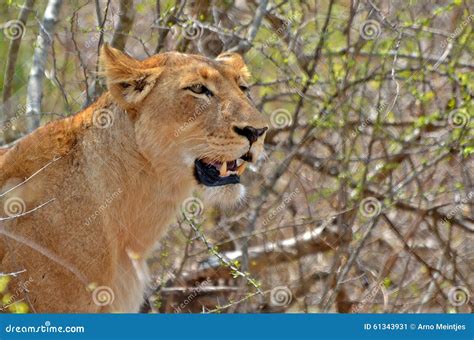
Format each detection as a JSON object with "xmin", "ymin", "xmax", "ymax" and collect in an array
[{"xmin": 101, "ymin": 45, "xmax": 268, "ymax": 206}]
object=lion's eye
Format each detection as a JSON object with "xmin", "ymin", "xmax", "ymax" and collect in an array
[
  {"xmin": 186, "ymin": 84, "xmax": 213, "ymax": 97},
  {"xmin": 239, "ymin": 85, "xmax": 249, "ymax": 92},
  {"xmin": 240, "ymin": 84, "xmax": 253, "ymax": 101}
]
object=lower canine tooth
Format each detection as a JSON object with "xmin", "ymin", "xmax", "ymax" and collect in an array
[
  {"xmin": 220, "ymin": 161, "xmax": 227, "ymax": 176},
  {"xmin": 236, "ymin": 162, "xmax": 247, "ymax": 175}
]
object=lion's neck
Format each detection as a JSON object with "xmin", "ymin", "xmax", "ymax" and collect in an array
[{"xmin": 80, "ymin": 94, "xmax": 195, "ymax": 258}]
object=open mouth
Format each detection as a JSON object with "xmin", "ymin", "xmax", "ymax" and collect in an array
[{"xmin": 194, "ymin": 154, "xmax": 250, "ymax": 187}]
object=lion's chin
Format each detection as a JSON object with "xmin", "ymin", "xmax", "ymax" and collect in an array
[{"xmin": 202, "ymin": 184, "xmax": 246, "ymax": 209}]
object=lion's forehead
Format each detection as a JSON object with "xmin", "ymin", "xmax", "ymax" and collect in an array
[
  {"xmin": 175, "ymin": 68, "xmax": 239, "ymax": 89},
  {"xmin": 143, "ymin": 53, "xmax": 244, "ymax": 83},
  {"xmin": 143, "ymin": 52, "xmax": 221, "ymax": 69}
]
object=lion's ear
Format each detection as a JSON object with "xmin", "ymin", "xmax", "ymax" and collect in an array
[
  {"xmin": 216, "ymin": 52, "xmax": 250, "ymax": 80},
  {"xmin": 100, "ymin": 44, "xmax": 162, "ymax": 107}
]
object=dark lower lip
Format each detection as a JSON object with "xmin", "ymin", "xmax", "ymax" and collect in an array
[{"xmin": 194, "ymin": 159, "xmax": 240, "ymax": 187}]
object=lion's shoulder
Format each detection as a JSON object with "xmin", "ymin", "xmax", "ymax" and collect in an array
[
  {"xmin": 0, "ymin": 121, "xmax": 73, "ymax": 184},
  {"xmin": 0, "ymin": 97, "xmax": 111, "ymax": 184}
]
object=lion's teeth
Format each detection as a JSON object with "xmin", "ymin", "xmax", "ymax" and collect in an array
[
  {"xmin": 236, "ymin": 162, "xmax": 247, "ymax": 175},
  {"xmin": 220, "ymin": 161, "xmax": 227, "ymax": 177},
  {"xmin": 236, "ymin": 159, "xmax": 244, "ymax": 167}
]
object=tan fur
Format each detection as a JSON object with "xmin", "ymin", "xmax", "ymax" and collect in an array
[{"xmin": 0, "ymin": 46, "xmax": 268, "ymax": 313}]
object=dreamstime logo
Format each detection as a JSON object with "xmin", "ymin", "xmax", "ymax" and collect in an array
[
  {"xmin": 270, "ymin": 108, "xmax": 292, "ymax": 129},
  {"xmin": 83, "ymin": 25, "xmax": 112, "ymax": 49},
  {"xmin": 434, "ymin": 15, "xmax": 473, "ymax": 69},
  {"xmin": 181, "ymin": 197, "xmax": 204, "ymax": 219},
  {"xmin": 174, "ymin": 100, "xmax": 231, "ymax": 137},
  {"xmin": 351, "ymin": 282, "xmax": 383, "ymax": 313},
  {"xmin": 448, "ymin": 109, "xmax": 470, "ymax": 129},
  {"xmin": 92, "ymin": 108, "xmax": 114, "ymax": 129},
  {"xmin": 174, "ymin": 101, "xmax": 209, "ymax": 137},
  {"xmin": 448, "ymin": 286, "xmax": 470, "ymax": 306},
  {"xmin": 359, "ymin": 197, "xmax": 382, "ymax": 218},
  {"xmin": 247, "ymin": 11, "xmax": 301, "ymax": 64},
  {"xmin": 198, "ymin": 33, "xmax": 223, "ymax": 57},
  {"xmin": 2, "ymin": 20, "xmax": 25, "ymax": 40},
  {"xmin": 92, "ymin": 286, "xmax": 115, "ymax": 306},
  {"xmin": 0, "ymin": 276, "xmax": 34, "ymax": 312},
  {"xmin": 351, "ymin": 101, "xmax": 387, "ymax": 137},
  {"xmin": 1, "ymin": 103, "xmax": 29, "ymax": 133},
  {"xmin": 3, "ymin": 197, "xmax": 26, "ymax": 217},
  {"xmin": 270, "ymin": 286, "xmax": 292, "ymax": 306},
  {"xmin": 359, "ymin": 20, "xmax": 381, "ymax": 40}
]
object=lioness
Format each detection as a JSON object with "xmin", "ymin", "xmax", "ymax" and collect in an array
[{"xmin": 0, "ymin": 45, "xmax": 268, "ymax": 312}]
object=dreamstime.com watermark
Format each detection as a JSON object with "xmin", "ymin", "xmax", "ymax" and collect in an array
[
  {"xmin": 434, "ymin": 14, "xmax": 473, "ymax": 69},
  {"xmin": 359, "ymin": 19, "xmax": 381, "ymax": 40},
  {"xmin": 3, "ymin": 196, "xmax": 26, "ymax": 217},
  {"xmin": 440, "ymin": 191, "xmax": 473, "ymax": 226},
  {"xmin": 246, "ymin": 11, "xmax": 301, "ymax": 66},
  {"xmin": 4, "ymin": 321, "xmax": 85, "ymax": 334},
  {"xmin": 174, "ymin": 100, "xmax": 230, "ymax": 137},
  {"xmin": 172, "ymin": 279, "xmax": 211, "ymax": 313},
  {"xmin": 262, "ymin": 188, "xmax": 300, "ymax": 226},
  {"xmin": 181, "ymin": 196, "xmax": 204, "ymax": 219},
  {"xmin": 0, "ymin": 276, "xmax": 34, "ymax": 312}
]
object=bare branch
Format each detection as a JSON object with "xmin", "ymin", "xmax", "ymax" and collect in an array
[
  {"xmin": 110, "ymin": 0, "xmax": 136, "ymax": 50},
  {"xmin": 1, "ymin": 0, "xmax": 35, "ymax": 144}
]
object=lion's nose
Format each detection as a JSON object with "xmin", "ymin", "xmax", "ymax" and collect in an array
[{"xmin": 233, "ymin": 126, "xmax": 268, "ymax": 144}]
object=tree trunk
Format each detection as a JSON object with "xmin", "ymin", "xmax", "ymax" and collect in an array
[{"xmin": 25, "ymin": 0, "xmax": 63, "ymax": 133}]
